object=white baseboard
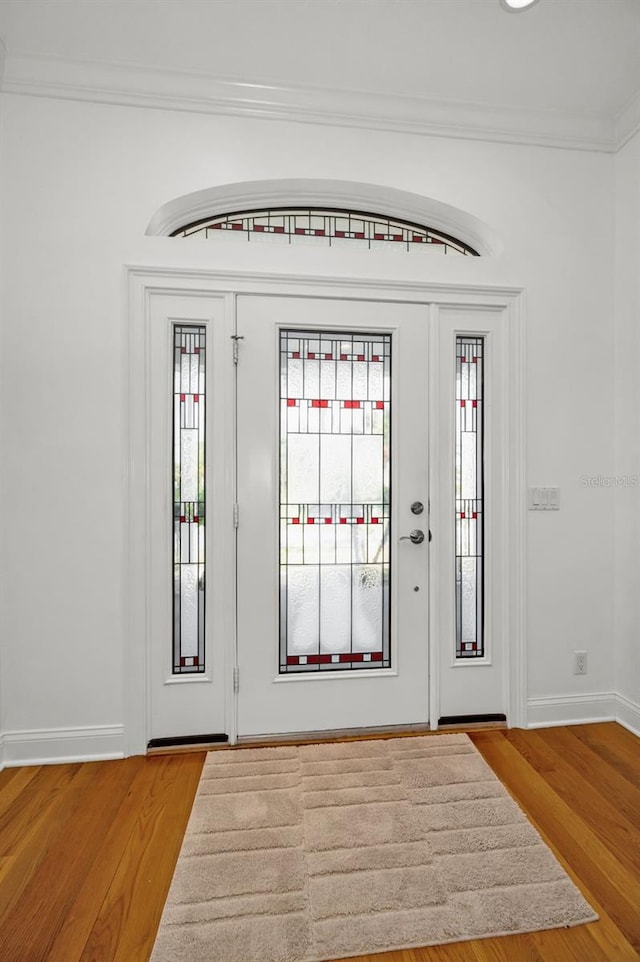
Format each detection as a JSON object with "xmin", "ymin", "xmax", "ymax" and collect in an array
[
  {"xmin": 0, "ymin": 731, "xmax": 5, "ymax": 772},
  {"xmin": 1, "ymin": 724, "xmax": 125, "ymax": 768},
  {"xmin": 615, "ymin": 692, "xmax": 640, "ymax": 737},
  {"xmin": 527, "ymin": 692, "xmax": 617, "ymax": 729}
]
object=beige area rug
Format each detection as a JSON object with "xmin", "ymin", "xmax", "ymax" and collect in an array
[{"xmin": 151, "ymin": 734, "xmax": 597, "ymax": 962}]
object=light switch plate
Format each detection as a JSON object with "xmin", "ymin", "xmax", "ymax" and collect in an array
[{"xmin": 529, "ymin": 486, "xmax": 560, "ymax": 510}]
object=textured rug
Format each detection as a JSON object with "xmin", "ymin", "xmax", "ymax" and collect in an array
[{"xmin": 151, "ymin": 734, "xmax": 597, "ymax": 962}]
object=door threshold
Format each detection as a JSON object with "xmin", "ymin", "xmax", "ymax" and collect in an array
[{"xmin": 236, "ymin": 723, "xmax": 432, "ymax": 749}]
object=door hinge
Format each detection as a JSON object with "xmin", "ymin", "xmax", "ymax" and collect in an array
[
  {"xmin": 233, "ymin": 503, "xmax": 239, "ymax": 528},
  {"xmin": 231, "ymin": 334, "xmax": 244, "ymax": 365},
  {"xmin": 233, "ymin": 665, "xmax": 240, "ymax": 693}
]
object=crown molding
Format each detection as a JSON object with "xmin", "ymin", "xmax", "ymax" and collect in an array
[
  {"xmin": 0, "ymin": 53, "xmax": 621, "ymax": 153},
  {"xmin": 615, "ymin": 90, "xmax": 640, "ymax": 150}
]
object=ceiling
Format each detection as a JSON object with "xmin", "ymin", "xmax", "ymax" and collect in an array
[{"xmin": 0, "ymin": 0, "xmax": 638, "ymax": 146}]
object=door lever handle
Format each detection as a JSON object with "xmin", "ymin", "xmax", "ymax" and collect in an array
[{"xmin": 399, "ymin": 529, "xmax": 425, "ymax": 544}]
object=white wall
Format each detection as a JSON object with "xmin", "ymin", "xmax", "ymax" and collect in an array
[
  {"xmin": 0, "ymin": 40, "xmax": 5, "ymax": 770},
  {"xmin": 0, "ymin": 92, "xmax": 619, "ymax": 761},
  {"xmin": 614, "ymin": 130, "xmax": 640, "ymax": 734}
]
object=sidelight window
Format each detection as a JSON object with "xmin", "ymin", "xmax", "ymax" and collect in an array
[
  {"xmin": 455, "ymin": 335, "xmax": 484, "ymax": 658},
  {"xmin": 172, "ymin": 325, "xmax": 206, "ymax": 674}
]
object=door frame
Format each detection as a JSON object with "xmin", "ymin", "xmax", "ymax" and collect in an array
[{"xmin": 125, "ymin": 266, "xmax": 526, "ymax": 755}]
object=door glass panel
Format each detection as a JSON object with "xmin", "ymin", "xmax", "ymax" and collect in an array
[
  {"xmin": 280, "ymin": 329, "xmax": 391, "ymax": 672},
  {"xmin": 173, "ymin": 324, "xmax": 206, "ymax": 673},
  {"xmin": 455, "ymin": 335, "xmax": 484, "ymax": 658}
]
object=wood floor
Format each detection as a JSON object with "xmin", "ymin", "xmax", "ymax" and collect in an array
[{"xmin": 0, "ymin": 723, "xmax": 638, "ymax": 962}]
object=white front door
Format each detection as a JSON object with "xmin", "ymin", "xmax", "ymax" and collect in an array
[{"xmin": 235, "ymin": 295, "xmax": 431, "ymax": 737}]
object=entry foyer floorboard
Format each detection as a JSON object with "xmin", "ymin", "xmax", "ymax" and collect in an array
[{"xmin": 0, "ymin": 723, "xmax": 638, "ymax": 962}]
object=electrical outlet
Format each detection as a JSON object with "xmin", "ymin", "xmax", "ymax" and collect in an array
[{"xmin": 574, "ymin": 651, "xmax": 588, "ymax": 675}]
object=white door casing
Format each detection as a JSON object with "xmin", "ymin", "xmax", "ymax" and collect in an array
[{"xmin": 125, "ymin": 268, "xmax": 526, "ymax": 754}]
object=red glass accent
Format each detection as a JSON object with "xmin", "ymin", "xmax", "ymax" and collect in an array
[
  {"xmin": 194, "ymin": 394, "xmax": 199, "ymax": 402},
  {"xmin": 358, "ymin": 354, "xmax": 365, "ymax": 361},
  {"xmin": 325, "ymin": 353, "xmax": 333, "ymax": 360},
  {"xmin": 472, "ymin": 511, "xmax": 477, "ymax": 519},
  {"xmin": 315, "ymin": 229, "xmax": 326, "ymax": 236},
  {"xmin": 232, "ymin": 223, "xmax": 243, "ymax": 230},
  {"xmin": 194, "ymin": 348, "xmax": 200, "ymax": 354},
  {"xmin": 340, "ymin": 353, "xmax": 348, "ymax": 360},
  {"xmin": 340, "ymin": 518, "xmax": 347, "ymax": 524},
  {"xmin": 372, "ymin": 355, "xmax": 380, "ymax": 361},
  {"xmin": 211, "ymin": 223, "xmax": 222, "ymax": 229},
  {"xmin": 344, "ymin": 400, "xmax": 361, "ymax": 409},
  {"xmin": 357, "ymin": 517, "xmax": 364, "ymax": 524},
  {"xmin": 472, "ymin": 400, "xmax": 477, "ymax": 408},
  {"xmin": 308, "ymin": 518, "xmax": 315, "ymax": 524},
  {"xmin": 308, "ymin": 352, "xmax": 316, "ymax": 359},
  {"xmin": 193, "ymin": 657, "xmax": 199, "ymax": 666},
  {"xmin": 181, "ymin": 347, "xmax": 186, "ymax": 354},
  {"xmin": 412, "ymin": 235, "xmax": 424, "ymax": 242},
  {"xmin": 295, "ymin": 228, "xmax": 305, "ymax": 234},
  {"xmin": 292, "ymin": 351, "xmax": 300, "ymax": 359},
  {"xmin": 325, "ymin": 518, "xmax": 332, "ymax": 524},
  {"xmin": 180, "ymin": 657, "xmax": 186, "ymax": 666},
  {"xmin": 287, "ymin": 399, "xmax": 297, "ymax": 407},
  {"xmin": 193, "ymin": 516, "xmax": 199, "ymax": 523},
  {"xmin": 355, "ymin": 232, "xmax": 365, "ymax": 239},
  {"xmin": 335, "ymin": 230, "xmax": 346, "ymax": 237},
  {"xmin": 180, "ymin": 393, "xmax": 185, "ymax": 401},
  {"xmin": 473, "ymin": 357, "xmax": 478, "ymax": 363},
  {"xmin": 273, "ymin": 226, "xmax": 284, "ymax": 233},
  {"xmin": 461, "ymin": 512, "xmax": 466, "ymax": 519},
  {"xmin": 292, "ymin": 518, "xmax": 300, "ymax": 524},
  {"xmin": 461, "ymin": 400, "xmax": 466, "ymax": 407},
  {"xmin": 180, "ymin": 515, "xmax": 185, "ymax": 523},
  {"xmin": 393, "ymin": 235, "xmax": 403, "ymax": 242},
  {"xmin": 372, "ymin": 517, "xmax": 379, "ymax": 524},
  {"xmin": 312, "ymin": 399, "xmax": 328, "ymax": 408},
  {"xmin": 308, "ymin": 654, "xmax": 332, "ymax": 664},
  {"xmin": 374, "ymin": 233, "xmax": 384, "ymax": 240},
  {"xmin": 287, "ymin": 655, "xmax": 299, "ymax": 665},
  {"xmin": 430, "ymin": 238, "xmax": 444, "ymax": 245},
  {"xmin": 375, "ymin": 401, "xmax": 384, "ymax": 409},
  {"xmin": 253, "ymin": 224, "xmax": 265, "ymax": 232},
  {"xmin": 371, "ymin": 651, "xmax": 383, "ymax": 661}
]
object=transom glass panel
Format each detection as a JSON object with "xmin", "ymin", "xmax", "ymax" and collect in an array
[
  {"xmin": 280, "ymin": 329, "xmax": 391, "ymax": 672},
  {"xmin": 173, "ymin": 208, "xmax": 478, "ymax": 255},
  {"xmin": 455, "ymin": 335, "xmax": 484, "ymax": 659},
  {"xmin": 173, "ymin": 325, "xmax": 206, "ymax": 673}
]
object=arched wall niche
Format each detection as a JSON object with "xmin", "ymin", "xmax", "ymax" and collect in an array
[{"xmin": 146, "ymin": 179, "xmax": 502, "ymax": 257}]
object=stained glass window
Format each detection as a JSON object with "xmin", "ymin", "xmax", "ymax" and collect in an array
[
  {"xmin": 172, "ymin": 208, "xmax": 478, "ymax": 255},
  {"xmin": 173, "ymin": 325, "xmax": 206, "ymax": 674},
  {"xmin": 280, "ymin": 330, "xmax": 391, "ymax": 672},
  {"xmin": 456, "ymin": 336, "xmax": 484, "ymax": 658}
]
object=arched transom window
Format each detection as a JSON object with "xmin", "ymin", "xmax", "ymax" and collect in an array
[{"xmin": 171, "ymin": 207, "xmax": 479, "ymax": 256}]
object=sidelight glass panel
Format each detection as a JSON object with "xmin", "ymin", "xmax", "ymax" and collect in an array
[
  {"xmin": 173, "ymin": 325, "xmax": 206, "ymax": 673},
  {"xmin": 280, "ymin": 329, "xmax": 391, "ymax": 672},
  {"xmin": 455, "ymin": 335, "xmax": 484, "ymax": 658}
]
